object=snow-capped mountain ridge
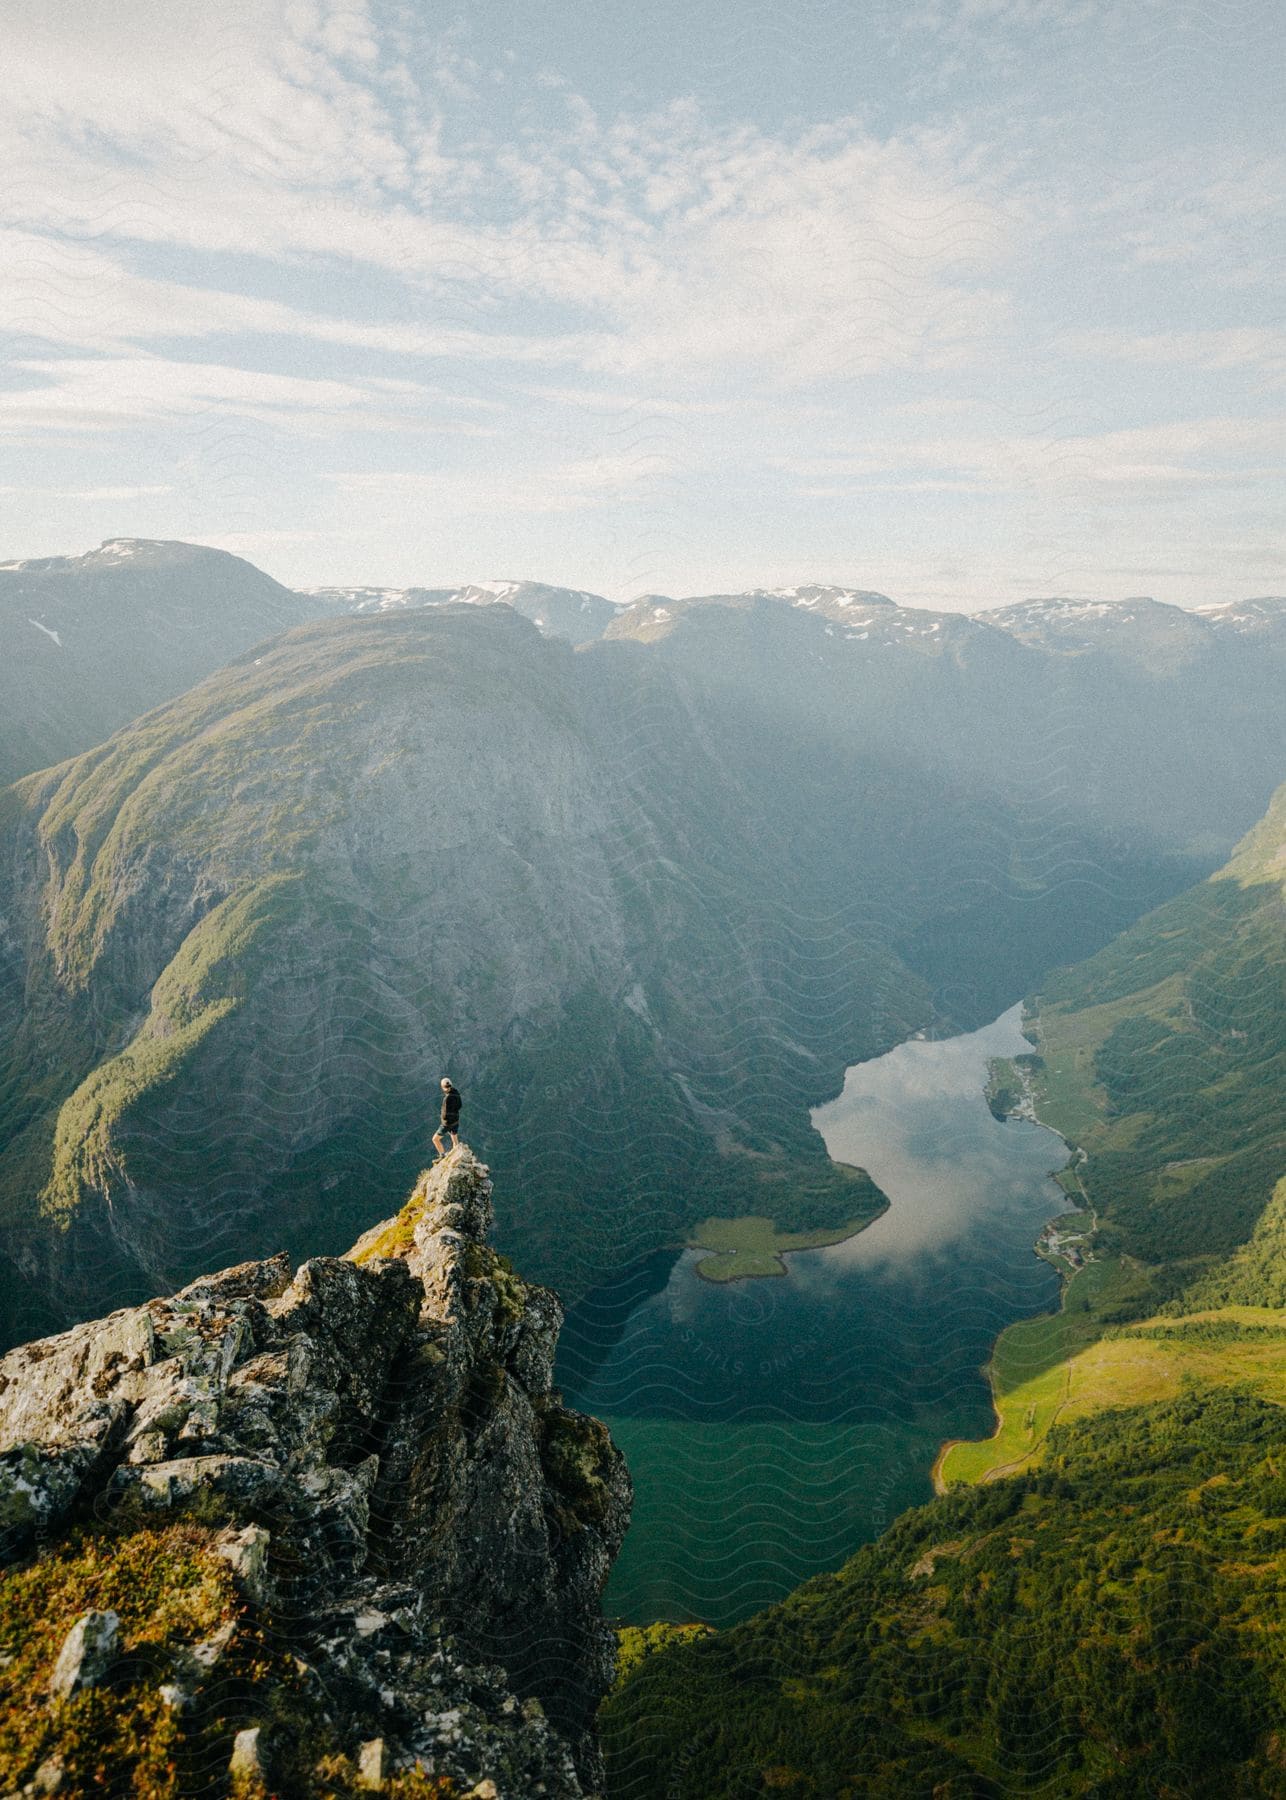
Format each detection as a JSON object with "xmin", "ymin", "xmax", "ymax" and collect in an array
[
  {"xmin": 0, "ymin": 538, "xmax": 261, "ymax": 577},
  {"xmin": 1191, "ymin": 595, "xmax": 1286, "ymax": 632},
  {"xmin": 303, "ymin": 577, "xmax": 621, "ymax": 643},
  {"xmin": 606, "ymin": 584, "xmax": 999, "ymax": 655}
]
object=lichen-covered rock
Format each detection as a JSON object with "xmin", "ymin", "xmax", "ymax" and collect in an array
[
  {"xmin": 48, "ymin": 1609, "xmax": 119, "ymax": 1699},
  {"xmin": 0, "ymin": 1148, "xmax": 630, "ymax": 1797},
  {"xmin": 228, "ymin": 1723, "xmax": 266, "ymax": 1780}
]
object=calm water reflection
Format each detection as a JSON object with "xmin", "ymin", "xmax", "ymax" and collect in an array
[{"xmin": 557, "ymin": 1005, "xmax": 1073, "ymax": 1626}]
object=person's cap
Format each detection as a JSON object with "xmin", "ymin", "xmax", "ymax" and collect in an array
[{"xmin": 441, "ymin": 1077, "xmax": 451, "ymax": 1087}]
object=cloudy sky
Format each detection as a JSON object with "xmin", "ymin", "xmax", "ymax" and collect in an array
[{"xmin": 3, "ymin": 0, "xmax": 1283, "ymax": 607}]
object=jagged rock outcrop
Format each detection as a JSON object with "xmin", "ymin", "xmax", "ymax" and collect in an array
[{"xmin": 0, "ymin": 1149, "xmax": 630, "ymax": 1798}]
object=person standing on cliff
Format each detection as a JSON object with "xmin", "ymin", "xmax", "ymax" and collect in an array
[{"xmin": 433, "ymin": 1077, "xmax": 462, "ymax": 1158}]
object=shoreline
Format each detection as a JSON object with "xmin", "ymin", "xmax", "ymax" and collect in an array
[
  {"xmin": 934, "ymin": 1018, "xmax": 1087, "ymax": 1494},
  {"xmin": 686, "ymin": 1157, "xmax": 890, "ymax": 1283},
  {"xmin": 688, "ymin": 1191, "xmax": 891, "ymax": 1284}
]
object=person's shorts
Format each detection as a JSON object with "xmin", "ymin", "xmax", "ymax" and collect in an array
[{"xmin": 440, "ymin": 1119, "xmax": 460, "ymax": 1133}]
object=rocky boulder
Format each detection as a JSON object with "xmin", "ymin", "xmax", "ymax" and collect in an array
[{"xmin": 0, "ymin": 1148, "xmax": 630, "ymax": 1798}]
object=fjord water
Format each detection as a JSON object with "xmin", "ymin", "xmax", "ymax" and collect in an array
[{"xmin": 557, "ymin": 1005, "xmax": 1071, "ymax": 1628}]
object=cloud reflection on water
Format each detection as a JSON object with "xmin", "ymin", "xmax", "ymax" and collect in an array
[{"xmin": 806, "ymin": 1003, "xmax": 1069, "ymax": 1269}]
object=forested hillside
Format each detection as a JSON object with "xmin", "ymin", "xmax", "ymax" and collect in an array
[
  {"xmin": 1027, "ymin": 778, "xmax": 1286, "ymax": 1272},
  {"xmin": 934, "ymin": 782, "xmax": 1286, "ymax": 1488},
  {"xmin": 602, "ymin": 1391, "xmax": 1286, "ymax": 1797},
  {"xmin": 602, "ymin": 786, "xmax": 1286, "ymax": 1796}
]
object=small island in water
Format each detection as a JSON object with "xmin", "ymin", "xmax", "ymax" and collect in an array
[{"xmin": 686, "ymin": 1160, "xmax": 888, "ymax": 1280}]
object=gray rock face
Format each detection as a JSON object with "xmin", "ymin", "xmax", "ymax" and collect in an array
[
  {"xmin": 48, "ymin": 1609, "xmax": 119, "ymax": 1699},
  {"xmin": 0, "ymin": 1149, "xmax": 630, "ymax": 1797}
]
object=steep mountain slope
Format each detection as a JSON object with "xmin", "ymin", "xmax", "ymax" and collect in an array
[
  {"xmin": 0, "ymin": 1149, "xmax": 630, "ymax": 1798},
  {"xmin": 985, "ymin": 593, "xmax": 1221, "ymax": 671},
  {"xmin": 0, "ymin": 540, "xmax": 329, "ymax": 786},
  {"xmin": 0, "ymin": 591, "xmax": 1195, "ymax": 1350},
  {"xmin": 1022, "ymin": 779, "xmax": 1286, "ymax": 1274},
  {"xmin": 992, "ymin": 591, "xmax": 1286, "ymax": 668},
  {"xmin": 0, "ymin": 602, "xmax": 939, "ymax": 1346},
  {"xmin": 305, "ymin": 578, "xmax": 621, "ymax": 643},
  {"xmin": 603, "ymin": 592, "xmax": 1235, "ymax": 1025},
  {"xmin": 1194, "ymin": 594, "xmax": 1286, "ymax": 636}
]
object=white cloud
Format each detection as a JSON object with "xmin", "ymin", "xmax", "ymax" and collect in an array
[
  {"xmin": 1, "ymin": 1, "xmax": 1281, "ymax": 607},
  {"xmin": 0, "ymin": 354, "xmax": 474, "ymax": 438},
  {"xmin": 774, "ymin": 416, "xmax": 1286, "ymax": 497},
  {"xmin": 0, "ymin": 483, "xmax": 173, "ymax": 500},
  {"xmin": 2, "ymin": 0, "xmax": 1015, "ymax": 390},
  {"xmin": 1085, "ymin": 147, "xmax": 1286, "ymax": 287},
  {"xmin": 1061, "ymin": 326, "xmax": 1286, "ymax": 386},
  {"xmin": 324, "ymin": 449, "xmax": 686, "ymax": 516}
]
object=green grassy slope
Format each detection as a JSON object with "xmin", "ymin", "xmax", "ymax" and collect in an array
[{"xmin": 1029, "ymin": 840, "xmax": 1285, "ymax": 1272}]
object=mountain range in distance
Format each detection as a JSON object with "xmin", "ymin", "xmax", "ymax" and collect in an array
[
  {"xmin": 5, "ymin": 533, "xmax": 1284, "ymax": 803},
  {"xmin": 2, "ymin": 536, "xmax": 1284, "ymax": 1351}
]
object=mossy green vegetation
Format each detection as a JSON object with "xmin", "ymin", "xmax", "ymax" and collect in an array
[
  {"xmin": 613, "ymin": 1621, "xmax": 714, "ymax": 1686},
  {"xmin": 307, "ymin": 1756, "xmax": 461, "ymax": 1798},
  {"xmin": 1, "ymin": 1519, "xmax": 239, "ymax": 1796},
  {"xmin": 1, "ymin": 1512, "xmax": 220, "ymax": 1792},
  {"xmin": 602, "ymin": 1390, "xmax": 1286, "ymax": 1798},
  {"xmin": 347, "ymin": 1167, "xmax": 435, "ymax": 1264},
  {"xmin": 539, "ymin": 1405, "xmax": 621, "ymax": 1532},
  {"xmin": 0, "ymin": 1515, "xmax": 469, "ymax": 1798}
]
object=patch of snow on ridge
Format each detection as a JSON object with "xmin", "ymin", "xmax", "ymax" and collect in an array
[
  {"xmin": 766, "ymin": 584, "xmax": 897, "ymax": 610},
  {"xmin": 303, "ymin": 586, "xmax": 417, "ymax": 612},
  {"xmin": 465, "ymin": 581, "xmax": 523, "ymax": 600},
  {"xmin": 1192, "ymin": 596, "xmax": 1286, "ymax": 630}
]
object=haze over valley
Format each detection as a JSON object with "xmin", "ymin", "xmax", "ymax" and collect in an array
[
  {"xmin": 3, "ymin": 2, "xmax": 1285, "ymax": 1794},
  {"xmin": 4, "ymin": 539, "xmax": 1282, "ymax": 1353}
]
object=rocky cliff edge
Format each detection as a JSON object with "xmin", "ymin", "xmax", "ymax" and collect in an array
[{"xmin": 0, "ymin": 1148, "xmax": 630, "ymax": 1798}]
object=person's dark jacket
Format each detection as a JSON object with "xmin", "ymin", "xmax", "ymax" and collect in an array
[{"xmin": 441, "ymin": 1085, "xmax": 462, "ymax": 1129}]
